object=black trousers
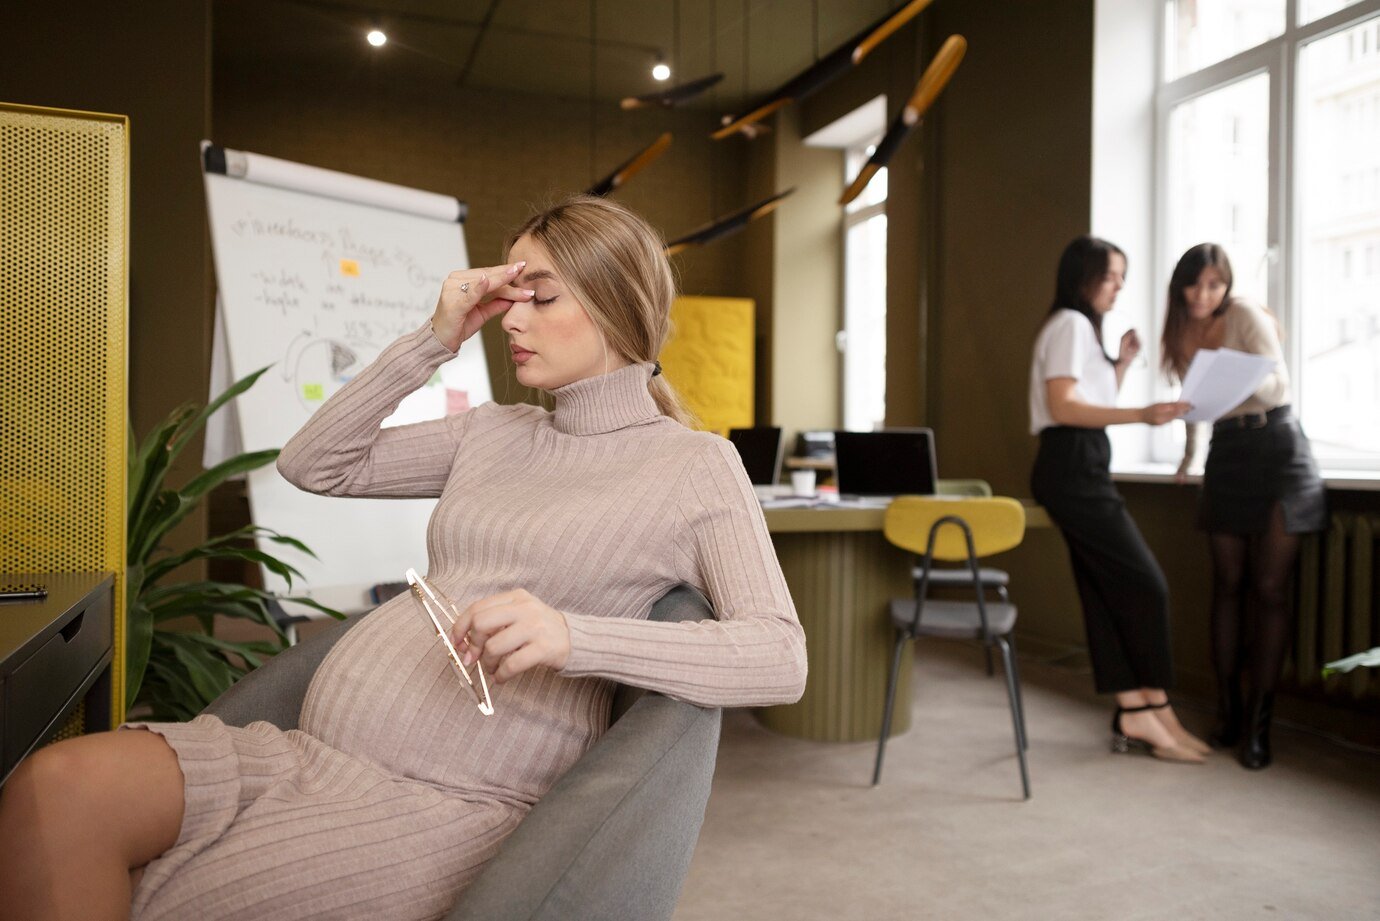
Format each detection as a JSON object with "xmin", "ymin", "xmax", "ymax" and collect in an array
[{"xmin": 1031, "ymin": 427, "xmax": 1174, "ymax": 693}]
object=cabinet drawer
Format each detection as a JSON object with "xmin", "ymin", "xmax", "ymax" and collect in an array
[{"xmin": 4, "ymin": 591, "xmax": 112, "ymax": 761}]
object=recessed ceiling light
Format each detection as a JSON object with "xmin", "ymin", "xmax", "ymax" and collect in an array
[
  {"xmin": 367, "ymin": 29, "xmax": 387, "ymax": 47},
  {"xmin": 652, "ymin": 62, "xmax": 671, "ymax": 81}
]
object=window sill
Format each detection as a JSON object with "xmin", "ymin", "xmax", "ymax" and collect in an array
[{"xmin": 1111, "ymin": 463, "xmax": 1380, "ymax": 492}]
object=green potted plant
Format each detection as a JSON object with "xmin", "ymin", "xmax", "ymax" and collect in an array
[{"xmin": 126, "ymin": 366, "xmax": 340, "ymax": 721}]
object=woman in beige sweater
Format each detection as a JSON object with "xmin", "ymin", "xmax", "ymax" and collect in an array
[
  {"xmin": 0, "ymin": 196, "xmax": 807, "ymax": 921},
  {"xmin": 1161, "ymin": 243, "xmax": 1325, "ymax": 770}
]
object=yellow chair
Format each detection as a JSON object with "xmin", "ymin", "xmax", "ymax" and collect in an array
[
  {"xmin": 874, "ymin": 496, "xmax": 1030, "ymax": 799},
  {"xmin": 931, "ymin": 479, "xmax": 1009, "ymax": 676}
]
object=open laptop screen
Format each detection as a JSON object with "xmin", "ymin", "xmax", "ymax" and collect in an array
[
  {"xmin": 727, "ymin": 426, "xmax": 784, "ymax": 486},
  {"xmin": 832, "ymin": 429, "xmax": 938, "ymax": 497}
]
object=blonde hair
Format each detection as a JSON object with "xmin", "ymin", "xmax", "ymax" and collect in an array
[{"xmin": 504, "ymin": 195, "xmax": 696, "ymax": 427}]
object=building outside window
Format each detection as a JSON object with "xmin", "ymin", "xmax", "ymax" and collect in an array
[{"xmin": 1152, "ymin": 0, "xmax": 1380, "ymax": 471}]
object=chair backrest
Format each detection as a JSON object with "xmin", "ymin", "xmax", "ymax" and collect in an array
[
  {"xmin": 935, "ymin": 478, "xmax": 993, "ymax": 497},
  {"xmin": 727, "ymin": 426, "xmax": 784, "ymax": 486},
  {"xmin": 883, "ymin": 496, "xmax": 1026, "ymax": 561}
]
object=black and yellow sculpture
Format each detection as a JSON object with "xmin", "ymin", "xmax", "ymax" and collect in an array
[
  {"xmin": 713, "ymin": 0, "xmax": 937, "ymax": 140},
  {"xmin": 839, "ymin": 34, "xmax": 967, "ymax": 207},
  {"xmin": 585, "ymin": 133, "xmax": 674, "ymax": 197},
  {"xmin": 664, "ymin": 189, "xmax": 795, "ymax": 256},
  {"xmin": 620, "ymin": 73, "xmax": 725, "ymax": 110}
]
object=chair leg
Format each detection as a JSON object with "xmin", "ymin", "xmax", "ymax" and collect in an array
[
  {"xmin": 1006, "ymin": 634, "xmax": 1029, "ymax": 751},
  {"xmin": 872, "ymin": 630, "xmax": 910, "ymax": 786},
  {"xmin": 996, "ymin": 636, "xmax": 1031, "ymax": 800},
  {"xmin": 983, "ymin": 643, "xmax": 994, "ymax": 677}
]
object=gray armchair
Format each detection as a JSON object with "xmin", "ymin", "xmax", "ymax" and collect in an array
[{"xmin": 203, "ymin": 585, "xmax": 722, "ymax": 921}]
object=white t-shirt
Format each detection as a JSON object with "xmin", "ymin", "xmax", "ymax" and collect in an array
[{"xmin": 1029, "ymin": 308, "xmax": 1118, "ymax": 434}]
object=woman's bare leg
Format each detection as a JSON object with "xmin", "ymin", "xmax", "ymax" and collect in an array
[{"xmin": 0, "ymin": 729, "xmax": 184, "ymax": 921}]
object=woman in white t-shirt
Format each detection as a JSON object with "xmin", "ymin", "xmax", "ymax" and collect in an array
[{"xmin": 1029, "ymin": 235, "xmax": 1203, "ymax": 764}]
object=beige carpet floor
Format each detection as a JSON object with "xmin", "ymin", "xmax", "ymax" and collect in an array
[{"xmin": 672, "ymin": 641, "xmax": 1380, "ymax": 921}]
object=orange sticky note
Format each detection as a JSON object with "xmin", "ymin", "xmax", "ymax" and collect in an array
[{"xmin": 339, "ymin": 259, "xmax": 360, "ymax": 277}]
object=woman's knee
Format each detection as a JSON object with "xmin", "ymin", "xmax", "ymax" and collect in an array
[
  {"xmin": 1253, "ymin": 571, "xmax": 1291, "ymax": 610},
  {"xmin": 2, "ymin": 731, "xmax": 184, "ymax": 866}
]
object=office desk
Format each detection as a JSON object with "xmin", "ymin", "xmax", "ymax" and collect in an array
[
  {"xmin": 759, "ymin": 501, "xmax": 1050, "ymax": 743},
  {"xmin": 0, "ymin": 572, "xmax": 114, "ymax": 784}
]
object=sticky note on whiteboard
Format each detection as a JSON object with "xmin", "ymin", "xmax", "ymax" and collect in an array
[
  {"xmin": 303, "ymin": 383, "xmax": 325, "ymax": 401},
  {"xmin": 446, "ymin": 389, "xmax": 470, "ymax": 415},
  {"xmin": 339, "ymin": 258, "xmax": 360, "ymax": 277}
]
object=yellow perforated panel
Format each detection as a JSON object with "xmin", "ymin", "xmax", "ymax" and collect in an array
[
  {"xmin": 0, "ymin": 102, "xmax": 128, "ymax": 726},
  {"xmin": 660, "ymin": 296, "xmax": 755, "ymax": 435}
]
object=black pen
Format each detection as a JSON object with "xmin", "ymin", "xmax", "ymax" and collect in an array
[{"xmin": 0, "ymin": 585, "xmax": 47, "ymax": 602}]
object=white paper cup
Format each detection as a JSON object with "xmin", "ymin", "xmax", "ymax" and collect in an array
[{"xmin": 790, "ymin": 469, "xmax": 817, "ymax": 497}]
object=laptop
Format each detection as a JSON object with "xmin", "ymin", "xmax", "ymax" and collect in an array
[
  {"xmin": 832, "ymin": 428, "xmax": 938, "ymax": 505},
  {"xmin": 728, "ymin": 426, "xmax": 785, "ymax": 486}
]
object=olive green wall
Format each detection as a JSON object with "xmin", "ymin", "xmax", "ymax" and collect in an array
[
  {"xmin": 1, "ymin": 0, "xmax": 214, "ymax": 567},
  {"xmin": 212, "ymin": 57, "xmax": 751, "ymax": 407},
  {"xmin": 794, "ymin": 1, "xmax": 1096, "ymax": 658},
  {"xmin": 7, "ymin": 0, "xmax": 1373, "ymax": 738},
  {"xmin": 790, "ymin": 0, "xmax": 1378, "ymax": 740}
]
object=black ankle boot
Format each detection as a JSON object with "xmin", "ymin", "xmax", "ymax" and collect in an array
[
  {"xmin": 1239, "ymin": 691, "xmax": 1275, "ymax": 770},
  {"xmin": 1209, "ymin": 676, "xmax": 1243, "ymax": 749}
]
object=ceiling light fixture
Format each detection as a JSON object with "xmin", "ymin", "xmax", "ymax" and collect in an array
[
  {"xmin": 652, "ymin": 56, "xmax": 671, "ymax": 81},
  {"xmin": 367, "ymin": 27, "xmax": 387, "ymax": 47}
]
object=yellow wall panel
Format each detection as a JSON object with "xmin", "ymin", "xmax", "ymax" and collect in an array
[
  {"xmin": 660, "ymin": 296, "xmax": 755, "ymax": 435},
  {"xmin": 0, "ymin": 102, "xmax": 129, "ymax": 726}
]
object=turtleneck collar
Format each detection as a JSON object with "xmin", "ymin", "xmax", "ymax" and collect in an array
[{"xmin": 550, "ymin": 361, "xmax": 662, "ymax": 436}]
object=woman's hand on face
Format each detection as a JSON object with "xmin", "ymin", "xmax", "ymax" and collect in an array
[
  {"xmin": 430, "ymin": 262, "xmax": 536, "ymax": 352},
  {"xmin": 1141, "ymin": 401, "xmax": 1192, "ymax": 426},
  {"xmin": 1118, "ymin": 329, "xmax": 1142, "ymax": 366},
  {"xmin": 450, "ymin": 589, "xmax": 571, "ymax": 684}
]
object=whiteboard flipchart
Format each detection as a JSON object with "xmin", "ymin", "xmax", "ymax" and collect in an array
[{"xmin": 201, "ymin": 144, "xmax": 487, "ymax": 615}]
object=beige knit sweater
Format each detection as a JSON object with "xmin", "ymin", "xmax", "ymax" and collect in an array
[
  {"xmin": 1182, "ymin": 298, "xmax": 1291, "ymax": 467},
  {"xmin": 276, "ymin": 321, "xmax": 806, "ymax": 791},
  {"xmin": 126, "ymin": 322, "xmax": 805, "ymax": 920}
]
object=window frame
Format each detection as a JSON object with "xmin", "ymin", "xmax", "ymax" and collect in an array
[
  {"xmin": 840, "ymin": 142, "xmax": 888, "ymax": 432},
  {"xmin": 1151, "ymin": 0, "xmax": 1380, "ymax": 471}
]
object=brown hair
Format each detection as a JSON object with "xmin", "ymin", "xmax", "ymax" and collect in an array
[
  {"xmin": 504, "ymin": 195, "xmax": 695, "ymax": 427},
  {"xmin": 1161, "ymin": 243, "xmax": 1233, "ymax": 380}
]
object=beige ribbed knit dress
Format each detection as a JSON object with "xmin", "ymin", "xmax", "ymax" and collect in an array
[{"xmin": 126, "ymin": 323, "xmax": 807, "ymax": 920}]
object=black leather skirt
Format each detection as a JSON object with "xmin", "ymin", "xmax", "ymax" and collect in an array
[{"xmin": 1200, "ymin": 406, "xmax": 1326, "ymax": 535}]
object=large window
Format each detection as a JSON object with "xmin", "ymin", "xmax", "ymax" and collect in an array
[
  {"xmin": 841, "ymin": 145, "xmax": 888, "ymax": 432},
  {"xmin": 1154, "ymin": 0, "xmax": 1380, "ymax": 471}
]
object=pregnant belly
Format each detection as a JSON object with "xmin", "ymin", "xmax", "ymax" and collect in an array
[{"xmin": 300, "ymin": 602, "xmax": 611, "ymax": 800}]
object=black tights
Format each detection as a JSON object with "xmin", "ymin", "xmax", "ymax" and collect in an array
[{"xmin": 1209, "ymin": 503, "xmax": 1300, "ymax": 696}]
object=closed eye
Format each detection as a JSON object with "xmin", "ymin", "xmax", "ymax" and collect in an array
[{"xmin": 534, "ymin": 295, "xmax": 558, "ymax": 306}]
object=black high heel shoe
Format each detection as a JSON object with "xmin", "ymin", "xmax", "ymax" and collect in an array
[
  {"xmin": 1111, "ymin": 704, "xmax": 1204, "ymax": 764},
  {"xmin": 1239, "ymin": 692, "xmax": 1275, "ymax": 770}
]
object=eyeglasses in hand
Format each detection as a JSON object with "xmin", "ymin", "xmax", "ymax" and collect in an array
[{"xmin": 406, "ymin": 568, "xmax": 495, "ymax": 716}]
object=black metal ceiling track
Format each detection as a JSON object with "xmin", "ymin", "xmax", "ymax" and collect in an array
[{"xmin": 456, "ymin": 0, "xmax": 504, "ymax": 88}]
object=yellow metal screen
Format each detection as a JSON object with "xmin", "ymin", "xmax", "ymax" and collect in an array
[{"xmin": 0, "ymin": 102, "xmax": 129, "ymax": 726}]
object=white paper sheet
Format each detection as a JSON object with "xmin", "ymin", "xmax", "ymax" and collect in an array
[{"xmin": 1180, "ymin": 348, "xmax": 1277, "ymax": 422}]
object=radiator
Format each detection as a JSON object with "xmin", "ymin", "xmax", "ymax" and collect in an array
[{"xmin": 1294, "ymin": 512, "xmax": 1380, "ymax": 699}]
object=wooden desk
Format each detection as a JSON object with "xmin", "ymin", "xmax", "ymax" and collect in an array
[
  {"xmin": 759, "ymin": 500, "xmax": 1050, "ymax": 743},
  {"xmin": 0, "ymin": 572, "xmax": 114, "ymax": 784}
]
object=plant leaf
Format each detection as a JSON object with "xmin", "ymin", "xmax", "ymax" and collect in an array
[
  {"xmin": 168, "ymin": 366, "xmax": 272, "ymax": 460},
  {"xmin": 124, "ymin": 595, "xmax": 155, "ymax": 711}
]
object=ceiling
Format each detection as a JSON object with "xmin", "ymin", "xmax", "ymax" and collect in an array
[{"xmin": 215, "ymin": 0, "xmax": 901, "ymax": 108}]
